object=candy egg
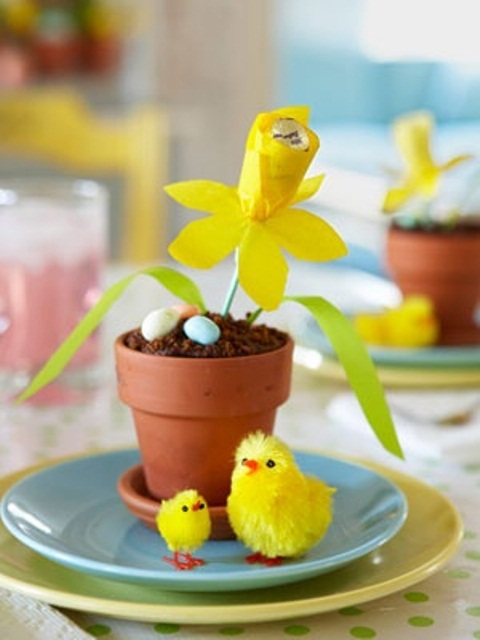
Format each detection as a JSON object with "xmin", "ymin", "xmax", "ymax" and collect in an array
[
  {"xmin": 141, "ymin": 307, "xmax": 180, "ymax": 341},
  {"xmin": 183, "ymin": 315, "xmax": 221, "ymax": 345},
  {"xmin": 171, "ymin": 303, "xmax": 201, "ymax": 320},
  {"xmin": 271, "ymin": 117, "xmax": 309, "ymax": 151}
]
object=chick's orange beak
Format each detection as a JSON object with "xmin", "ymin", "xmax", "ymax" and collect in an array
[
  {"xmin": 192, "ymin": 500, "xmax": 202, "ymax": 511},
  {"xmin": 242, "ymin": 459, "xmax": 259, "ymax": 474}
]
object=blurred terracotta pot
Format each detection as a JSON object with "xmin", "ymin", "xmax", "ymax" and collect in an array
[
  {"xmin": 114, "ymin": 331, "xmax": 293, "ymax": 507},
  {"xmin": 82, "ymin": 36, "xmax": 122, "ymax": 75},
  {"xmin": 386, "ymin": 224, "xmax": 480, "ymax": 345},
  {"xmin": 32, "ymin": 36, "xmax": 82, "ymax": 76}
]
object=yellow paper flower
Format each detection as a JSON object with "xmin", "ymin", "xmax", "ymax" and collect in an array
[
  {"xmin": 382, "ymin": 111, "xmax": 472, "ymax": 214},
  {"xmin": 165, "ymin": 106, "xmax": 347, "ymax": 311}
]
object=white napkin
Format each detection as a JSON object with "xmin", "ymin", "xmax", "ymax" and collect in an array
[
  {"xmin": 327, "ymin": 389, "xmax": 480, "ymax": 462},
  {"xmin": 0, "ymin": 589, "xmax": 90, "ymax": 640}
]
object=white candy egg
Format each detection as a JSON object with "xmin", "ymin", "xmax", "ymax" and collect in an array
[
  {"xmin": 141, "ymin": 307, "xmax": 180, "ymax": 341},
  {"xmin": 183, "ymin": 315, "xmax": 221, "ymax": 345}
]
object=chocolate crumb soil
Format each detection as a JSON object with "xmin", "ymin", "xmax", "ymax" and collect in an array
[{"xmin": 124, "ymin": 313, "xmax": 289, "ymax": 358}]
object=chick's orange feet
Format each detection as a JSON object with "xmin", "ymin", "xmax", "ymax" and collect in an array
[
  {"xmin": 246, "ymin": 552, "xmax": 283, "ymax": 566},
  {"xmin": 163, "ymin": 551, "xmax": 206, "ymax": 571}
]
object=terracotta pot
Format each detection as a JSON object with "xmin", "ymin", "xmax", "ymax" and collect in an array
[
  {"xmin": 386, "ymin": 224, "xmax": 480, "ymax": 345},
  {"xmin": 114, "ymin": 332, "xmax": 293, "ymax": 508}
]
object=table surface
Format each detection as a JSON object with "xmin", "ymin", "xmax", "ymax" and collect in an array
[{"xmin": 1, "ymin": 264, "xmax": 479, "ymax": 640}]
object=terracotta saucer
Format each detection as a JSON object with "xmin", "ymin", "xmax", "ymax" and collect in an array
[{"xmin": 117, "ymin": 464, "xmax": 235, "ymax": 541}]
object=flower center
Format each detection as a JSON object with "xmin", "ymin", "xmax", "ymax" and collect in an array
[
  {"xmin": 241, "ymin": 196, "xmax": 271, "ymax": 221},
  {"xmin": 249, "ymin": 200, "xmax": 270, "ymax": 221}
]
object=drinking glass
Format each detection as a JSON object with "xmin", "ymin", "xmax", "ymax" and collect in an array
[{"xmin": 0, "ymin": 178, "xmax": 108, "ymax": 404}]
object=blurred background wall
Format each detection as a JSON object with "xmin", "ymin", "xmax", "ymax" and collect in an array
[
  {"xmin": 275, "ymin": 0, "xmax": 480, "ymax": 125},
  {"xmin": 1, "ymin": 0, "xmax": 479, "ymax": 262}
]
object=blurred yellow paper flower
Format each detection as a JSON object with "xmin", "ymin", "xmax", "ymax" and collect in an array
[
  {"xmin": 0, "ymin": 0, "xmax": 37, "ymax": 35},
  {"xmin": 382, "ymin": 111, "xmax": 472, "ymax": 214},
  {"xmin": 166, "ymin": 106, "xmax": 347, "ymax": 311}
]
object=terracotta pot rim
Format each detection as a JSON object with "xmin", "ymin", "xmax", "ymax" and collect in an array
[
  {"xmin": 389, "ymin": 222, "xmax": 480, "ymax": 237},
  {"xmin": 115, "ymin": 330, "xmax": 294, "ymax": 363}
]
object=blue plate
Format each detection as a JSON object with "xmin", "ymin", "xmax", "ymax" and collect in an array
[
  {"xmin": 0, "ymin": 450, "xmax": 407, "ymax": 592},
  {"xmin": 296, "ymin": 315, "xmax": 480, "ymax": 369}
]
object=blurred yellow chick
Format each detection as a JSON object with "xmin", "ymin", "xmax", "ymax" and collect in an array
[
  {"xmin": 354, "ymin": 296, "xmax": 439, "ymax": 348},
  {"xmin": 227, "ymin": 431, "xmax": 335, "ymax": 566},
  {"xmin": 156, "ymin": 489, "xmax": 211, "ymax": 570}
]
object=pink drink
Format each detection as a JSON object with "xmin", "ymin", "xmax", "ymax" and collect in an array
[{"xmin": 0, "ymin": 180, "xmax": 107, "ymax": 403}]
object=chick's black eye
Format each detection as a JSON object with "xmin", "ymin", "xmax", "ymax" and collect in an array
[
  {"xmin": 266, "ymin": 459, "xmax": 276, "ymax": 468},
  {"xmin": 241, "ymin": 458, "xmax": 247, "ymax": 465},
  {"xmin": 182, "ymin": 505, "xmax": 188, "ymax": 512},
  {"xmin": 199, "ymin": 503, "xmax": 205, "ymax": 510}
]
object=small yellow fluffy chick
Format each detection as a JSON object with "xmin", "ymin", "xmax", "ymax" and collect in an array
[
  {"xmin": 156, "ymin": 489, "xmax": 211, "ymax": 570},
  {"xmin": 354, "ymin": 295, "xmax": 439, "ymax": 348},
  {"xmin": 227, "ymin": 432, "xmax": 335, "ymax": 566}
]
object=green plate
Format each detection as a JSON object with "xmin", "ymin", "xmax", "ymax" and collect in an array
[{"xmin": 0, "ymin": 453, "xmax": 463, "ymax": 625}]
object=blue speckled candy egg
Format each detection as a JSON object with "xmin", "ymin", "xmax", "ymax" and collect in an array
[
  {"xmin": 183, "ymin": 315, "xmax": 221, "ymax": 345},
  {"xmin": 141, "ymin": 307, "xmax": 180, "ymax": 341}
]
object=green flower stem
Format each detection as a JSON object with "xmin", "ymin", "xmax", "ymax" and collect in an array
[
  {"xmin": 247, "ymin": 308, "xmax": 263, "ymax": 324},
  {"xmin": 454, "ymin": 168, "xmax": 480, "ymax": 220},
  {"xmin": 222, "ymin": 268, "xmax": 240, "ymax": 318}
]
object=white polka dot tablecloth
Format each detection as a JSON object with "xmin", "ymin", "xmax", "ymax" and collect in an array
[{"xmin": 0, "ymin": 368, "xmax": 479, "ymax": 640}]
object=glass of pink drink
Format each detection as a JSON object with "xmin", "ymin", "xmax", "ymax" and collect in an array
[{"xmin": 0, "ymin": 179, "xmax": 108, "ymax": 404}]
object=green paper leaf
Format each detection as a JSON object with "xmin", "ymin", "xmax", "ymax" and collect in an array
[
  {"xmin": 285, "ymin": 295, "xmax": 403, "ymax": 458},
  {"xmin": 16, "ymin": 266, "xmax": 206, "ymax": 403}
]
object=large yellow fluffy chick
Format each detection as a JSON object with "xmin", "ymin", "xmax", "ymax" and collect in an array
[
  {"xmin": 354, "ymin": 295, "xmax": 439, "ymax": 348},
  {"xmin": 227, "ymin": 432, "xmax": 335, "ymax": 565},
  {"xmin": 156, "ymin": 489, "xmax": 211, "ymax": 570}
]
